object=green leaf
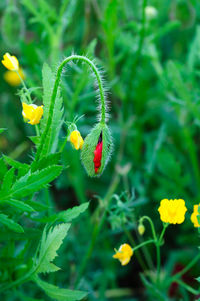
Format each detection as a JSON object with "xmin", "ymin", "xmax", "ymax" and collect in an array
[
  {"xmin": 33, "ymin": 202, "xmax": 89, "ymax": 223},
  {"xmin": 11, "ymin": 165, "xmax": 62, "ymax": 199},
  {"xmin": 31, "ymin": 153, "xmax": 61, "ymax": 172},
  {"xmin": 0, "ymin": 128, "xmax": 6, "ymax": 134},
  {"xmin": 29, "ymin": 136, "xmax": 40, "ymax": 145},
  {"xmin": 1, "ymin": 167, "xmax": 15, "ymax": 191},
  {"xmin": 0, "ymin": 213, "xmax": 24, "ymax": 233},
  {"xmin": 3, "ymin": 155, "xmax": 29, "ymax": 173},
  {"xmin": 0, "ymin": 158, "xmax": 8, "ymax": 182},
  {"xmin": 40, "ymin": 63, "xmax": 64, "ymax": 153},
  {"xmin": 36, "ymin": 223, "xmax": 70, "ymax": 274},
  {"xmin": 34, "ymin": 276, "xmax": 87, "ymax": 301},
  {"xmin": 4, "ymin": 199, "xmax": 35, "ymax": 213}
]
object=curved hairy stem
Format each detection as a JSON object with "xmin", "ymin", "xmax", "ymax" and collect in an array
[{"xmin": 34, "ymin": 55, "xmax": 106, "ymax": 164}]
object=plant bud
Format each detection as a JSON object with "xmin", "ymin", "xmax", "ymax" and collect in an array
[
  {"xmin": 138, "ymin": 224, "xmax": 145, "ymax": 236},
  {"xmin": 81, "ymin": 123, "xmax": 112, "ymax": 177}
]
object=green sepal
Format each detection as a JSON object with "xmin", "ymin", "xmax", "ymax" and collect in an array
[{"xmin": 81, "ymin": 123, "xmax": 112, "ymax": 177}]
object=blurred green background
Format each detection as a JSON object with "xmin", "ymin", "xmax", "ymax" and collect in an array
[{"xmin": 1, "ymin": 0, "xmax": 200, "ymax": 299}]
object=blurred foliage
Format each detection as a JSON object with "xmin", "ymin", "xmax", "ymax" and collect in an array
[{"xmin": 1, "ymin": 0, "xmax": 200, "ymax": 300}]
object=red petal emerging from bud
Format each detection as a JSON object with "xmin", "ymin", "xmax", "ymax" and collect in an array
[{"xmin": 93, "ymin": 140, "xmax": 103, "ymax": 174}]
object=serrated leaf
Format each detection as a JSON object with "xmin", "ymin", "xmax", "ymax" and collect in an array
[
  {"xmin": 33, "ymin": 202, "xmax": 89, "ymax": 223},
  {"xmin": 3, "ymin": 155, "xmax": 29, "ymax": 172},
  {"xmin": 36, "ymin": 223, "xmax": 70, "ymax": 274},
  {"xmin": 40, "ymin": 63, "xmax": 64, "ymax": 153},
  {"xmin": 1, "ymin": 167, "xmax": 15, "ymax": 191},
  {"xmin": 29, "ymin": 136, "xmax": 40, "ymax": 145},
  {"xmin": 31, "ymin": 153, "xmax": 61, "ymax": 172},
  {"xmin": 0, "ymin": 213, "xmax": 24, "ymax": 233},
  {"xmin": 34, "ymin": 276, "xmax": 87, "ymax": 301},
  {"xmin": 11, "ymin": 165, "xmax": 62, "ymax": 199},
  {"xmin": 56, "ymin": 202, "xmax": 89, "ymax": 222},
  {"xmin": 4, "ymin": 199, "xmax": 34, "ymax": 213}
]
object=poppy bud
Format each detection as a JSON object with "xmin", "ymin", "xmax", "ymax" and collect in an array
[{"xmin": 81, "ymin": 123, "xmax": 113, "ymax": 177}]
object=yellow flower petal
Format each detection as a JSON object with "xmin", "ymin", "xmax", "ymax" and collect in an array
[
  {"xmin": 4, "ymin": 68, "xmax": 25, "ymax": 86},
  {"xmin": 2, "ymin": 52, "xmax": 19, "ymax": 71},
  {"xmin": 191, "ymin": 204, "xmax": 200, "ymax": 228},
  {"xmin": 70, "ymin": 130, "xmax": 84, "ymax": 150},
  {"xmin": 158, "ymin": 199, "xmax": 187, "ymax": 224},
  {"xmin": 22, "ymin": 103, "xmax": 43, "ymax": 125},
  {"xmin": 113, "ymin": 243, "xmax": 133, "ymax": 266}
]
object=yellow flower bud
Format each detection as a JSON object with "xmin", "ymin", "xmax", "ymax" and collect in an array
[
  {"xmin": 2, "ymin": 52, "xmax": 19, "ymax": 71},
  {"xmin": 70, "ymin": 130, "xmax": 84, "ymax": 150},
  {"xmin": 4, "ymin": 67, "xmax": 25, "ymax": 86},
  {"xmin": 22, "ymin": 103, "xmax": 43, "ymax": 125},
  {"xmin": 138, "ymin": 224, "xmax": 145, "ymax": 235},
  {"xmin": 191, "ymin": 204, "xmax": 200, "ymax": 228},
  {"xmin": 113, "ymin": 243, "xmax": 133, "ymax": 266},
  {"xmin": 158, "ymin": 199, "xmax": 187, "ymax": 224}
]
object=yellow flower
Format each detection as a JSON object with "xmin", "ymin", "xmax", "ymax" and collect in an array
[
  {"xmin": 191, "ymin": 204, "xmax": 200, "ymax": 227},
  {"xmin": 2, "ymin": 53, "xmax": 19, "ymax": 71},
  {"xmin": 4, "ymin": 68, "xmax": 25, "ymax": 86},
  {"xmin": 158, "ymin": 198, "xmax": 187, "ymax": 224},
  {"xmin": 22, "ymin": 103, "xmax": 43, "ymax": 125},
  {"xmin": 70, "ymin": 130, "xmax": 84, "ymax": 150},
  {"xmin": 113, "ymin": 243, "xmax": 133, "ymax": 266}
]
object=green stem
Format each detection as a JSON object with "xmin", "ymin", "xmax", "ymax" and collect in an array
[
  {"xmin": 156, "ymin": 223, "xmax": 168, "ymax": 283},
  {"xmin": 140, "ymin": 216, "xmax": 157, "ymax": 241},
  {"xmin": 74, "ymin": 174, "xmax": 120, "ymax": 288},
  {"xmin": 132, "ymin": 240, "xmax": 155, "ymax": 252},
  {"xmin": 171, "ymin": 252, "xmax": 200, "ymax": 281},
  {"xmin": 122, "ymin": 225, "xmax": 147, "ymax": 270},
  {"xmin": 34, "ymin": 55, "xmax": 106, "ymax": 162},
  {"xmin": 176, "ymin": 279, "xmax": 199, "ymax": 295}
]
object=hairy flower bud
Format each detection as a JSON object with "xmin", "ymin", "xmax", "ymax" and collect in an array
[{"xmin": 81, "ymin": 123, "xmax": 112, "ymax": 177}]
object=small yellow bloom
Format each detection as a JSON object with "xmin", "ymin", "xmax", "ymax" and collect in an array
[
  {"xmin": 158, "ymin": 199, "xmax": 187, "ymax": 224},
  {"xmin": 22, "ymin": 103, "xmax": 43, "ymax": 125},
  {"xmin": 2, "ymin": 53, "xmax": 19, "ymax": 71},
  {"xmin": 191, "ymin": 204, "xmax": 200, "ymax": 228},
  {"xmin": 70, "ymin": 130, "xmax": 84, "ymax": 150},
  {"xmin": 113, "ymin": 243, "xmax": 133, "ymax": 266},
  {"xmin": 4, "ymin": 68, "xmax": 25, "ymax": 86}
]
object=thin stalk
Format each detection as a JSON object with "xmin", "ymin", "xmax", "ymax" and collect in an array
[
  {"xmin": 156, "ymin": 223, "xmax": 168, "ymax": 283},
  {"xmin": 122, "ymin": 224, "xmax": 147, "ymax": 270},
  {"xmin": 132, "ymin": 240, "xmax": 155, "ymax": 252},
  {"xmin": 171, "ymin": 252, "xmax": 200, "ymax": 281},
  {"xmin": 34, "ymin": 55, "xmax": 106, "ymax": 162},
  {"xmin": 74, "ymin": 174, "xmax": 120, "ymax": 288},
  {"xmin": 176, "ymin": 279, "xmax": 199, "ymax": 295},
  {"xmin": 140, "ymin": 216, "xmax": 157, "ymax": 241}
]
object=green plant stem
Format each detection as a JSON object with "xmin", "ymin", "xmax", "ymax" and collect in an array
[
  {"xmin": 156, "ymin": 223, "xmax": 168, "ymax": 283},
  {"xmin": 171, "ymin": 252, "xmax": 200, "ymax": 281},
  {"xmin": 140, "ymin": 216, "xmax": 157, "ymax": 241},
  {"xmin": 74, "ymin": 174, "xmax": 120, "ymax": 288},
  {"xmin": 122, "ymin": 224, "xmax": 147, "ymax": 271},
  {"xmin": 176, "ymin": 279, "xmax": 199, "ymax": 295},
  {"xmin": 34, "ymin": 55, "xmax": 106, "ymax": 162},
  {"xmin": 132, "ymin": 240, "xmax": 155, "ymax": 252}
]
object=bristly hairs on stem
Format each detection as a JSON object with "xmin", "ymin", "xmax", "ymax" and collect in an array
[{"xmin": 33, "ymin": 54, "xmax": 109, "ymax": 165}]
